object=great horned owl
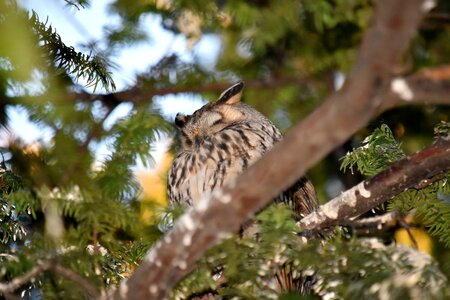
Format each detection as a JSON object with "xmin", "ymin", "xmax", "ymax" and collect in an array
[{"xmin": 167, "ymin": 81, "xmax": 318, "ymax": 219}]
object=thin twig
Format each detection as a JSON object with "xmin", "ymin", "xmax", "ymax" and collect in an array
[
  {"xmin": 398, "ymin": 219, "xmax": 419, "ymax": 249},
  {"xmin": 53, "ymin": 264, "xmax": 100, "ymax": 298},
  {"xmin": 81, "ymin": 105, "xmax": 115, "ymax": 150}
]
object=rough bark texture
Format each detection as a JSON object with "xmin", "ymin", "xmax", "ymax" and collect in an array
[
  {"xmin": 299, "ymin": 136, "xmax": 450, "ymax": 230},
  {"xmin": 108, "ymin": 1, "xmax": 440, "ymax": 299}
]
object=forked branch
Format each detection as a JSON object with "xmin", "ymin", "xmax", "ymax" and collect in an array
[{"xmin": 299, "ymin": 136, "xmax": 450, "ymax": 230}]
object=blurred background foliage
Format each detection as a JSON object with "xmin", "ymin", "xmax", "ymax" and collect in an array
[{"xmin": 0, "ymin": 0, "xmax": 449, "ymax": 298}]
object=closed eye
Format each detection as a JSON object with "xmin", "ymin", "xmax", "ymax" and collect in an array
[{"xmin": 212, "ymin": 118, "xmax": 222, "ymax": 126}]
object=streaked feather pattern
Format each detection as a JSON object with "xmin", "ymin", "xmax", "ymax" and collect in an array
[{"xmin": 168, "ymin": 81, "xmax": 318, "ymax": 218}]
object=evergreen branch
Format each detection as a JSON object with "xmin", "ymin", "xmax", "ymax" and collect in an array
[
  {"xmin": 0, "ymin": 260, "xmax": 99, "ymax": 298},
  {"xmin": 29, "ymin": 11, "xmax": 115, "ymax": 92},
  {"xmin": 340, "ymin": 124, "xmax": 405, "ymax": 176},
  {"xmin": 107, "ymin": 1, "xmax": 437, "ymax": 299},
  {"xmin": 388, "ymin": 175, "xmax": 450, "ymax": 247},
  {"xmin": 417, "ymin": 193, "xmax": 450, "ymax": 247},
  {"xmin": 300, "ymin": 136, "xmax": 450, "ymax": 230}
]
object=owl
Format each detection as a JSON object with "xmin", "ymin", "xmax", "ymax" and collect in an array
[{"xmin": 167, "ymin": 81, "xmax": 318, "ymax": 219}]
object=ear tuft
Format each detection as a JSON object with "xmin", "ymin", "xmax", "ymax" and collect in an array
[{"xmin": 217, "ymin": 81, "xmax": 244, "ymax": 105}]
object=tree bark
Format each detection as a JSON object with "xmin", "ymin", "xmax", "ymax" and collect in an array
[{"xmin": 299, "ymin": 136, "xmax": 450, "ymax": 230}]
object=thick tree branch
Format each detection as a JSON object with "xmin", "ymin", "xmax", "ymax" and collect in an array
[
  {"xmin": 300, "ymin": 136, "xmax": 450, "ymax": 230},
  {"xmin": 109, "ymin": 1, "xmax": 438, "ymax": 299}
]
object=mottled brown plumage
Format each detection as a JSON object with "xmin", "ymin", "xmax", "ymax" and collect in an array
[{"xmin": 167, "ymin": 81, "xmax": 318, "ymax": 219}]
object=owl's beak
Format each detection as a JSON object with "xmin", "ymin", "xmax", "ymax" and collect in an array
[{"xmin": 175, "ymin": 113, "xmax": 187, "ymax": 128}]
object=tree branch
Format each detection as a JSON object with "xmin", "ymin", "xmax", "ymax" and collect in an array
[
  {"xmin": 0, "ymin": 260, "xmax": 52, "ymax": 295},
  {"xmin": 3, "ymin": 76, "xmax": 313, "ymax": 110},
  {"xmin": 109, "ymin": 1, "xmax": 439, "ymax": 299},
  {"xmin": 7, "ymin": 57, "xmax": 450, "ymax": 113},
  {"xmin": 384, "ymin": 65, "xmax": 450, "ymax": 109},
  {"xmin": 80, "ymin": 76, "xmax": 312, "ymax": 105},
  {"xmin": 0, "ymin": 260, "xmax": 99, "ymax": 298},
  {"xmin": 300, "ymin": 136, "xmax": 450, "ymax": 230},
  {"xmin": 52, "ymin": 264, "xmax": 100, "ymax": 298}
]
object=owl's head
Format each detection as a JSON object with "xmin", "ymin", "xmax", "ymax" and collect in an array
[{"xmin": 174, "ymin": 81, "xmax": 251, "ymax": 150}]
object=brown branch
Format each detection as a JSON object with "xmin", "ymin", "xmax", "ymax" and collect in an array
[
  {"xmin": 108, "ymin": 1, "xmax": 437, "ymax": 299},
  {"xmin": 5, "ymin": 76, "xmax": 312, "ymax": 108},
  {"xmin": 7, "ymin": 55, "xmax": 450, "ymax": 113},
  {"xmin": 8, "ymin": 65, "xmax": 450, "ymax": 117},
  {"xmin": 383, "ymin": 65, "xmax": 450, "ymax": 110},
  {"xmin": 0, "ymin": 260, "xmax": 99, "ymax": 298},
  {"xmin": 299, "ymin": 136, "xmax": 450, "ymax": 231},
  {"xmin": 0, "ymin": 260, "xmax": 53, "ymax": 295},
  {"xmin": 85, "ymin": 76, "xmax": 311, "ymax": 105}
]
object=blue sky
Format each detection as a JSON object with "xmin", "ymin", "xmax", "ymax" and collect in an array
[{"xmin": 6, "ymin": 0, "xmax": 221, "ymax": 166}]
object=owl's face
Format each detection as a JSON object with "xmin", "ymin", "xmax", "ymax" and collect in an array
[{"xmin": 174, "ymin": 82, "xmax": 247, "ymax": 151}]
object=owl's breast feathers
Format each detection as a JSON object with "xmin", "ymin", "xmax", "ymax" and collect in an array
[{"xmin": 168, "ymin": 122, "xmax": 281, "ymax": 206}]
